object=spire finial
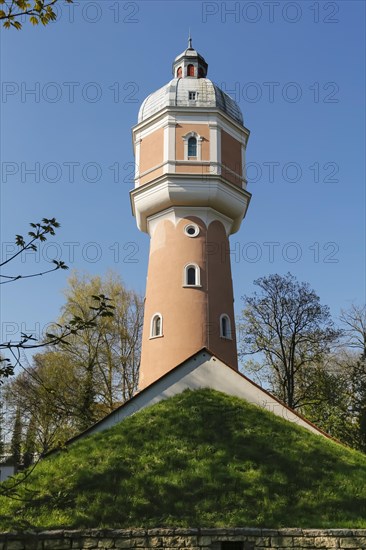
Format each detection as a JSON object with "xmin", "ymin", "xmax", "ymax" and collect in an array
[{"xmin": 188, "ymin": 29, "xmax": 192, "ymax": 49}]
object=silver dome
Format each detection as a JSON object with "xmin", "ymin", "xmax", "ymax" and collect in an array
[{"xmin": 138, "ymin": 78, "xmax": 243, "ymax": 125}]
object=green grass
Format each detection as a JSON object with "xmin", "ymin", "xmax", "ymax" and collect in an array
[{"xmin": 1, "ymin": 388, "xmax": 366, "ymax": 530}]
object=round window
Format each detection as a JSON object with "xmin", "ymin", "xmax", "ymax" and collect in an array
[{"xmin": 184, "ymin": 224, "xmax": 199, "ymax": 238}]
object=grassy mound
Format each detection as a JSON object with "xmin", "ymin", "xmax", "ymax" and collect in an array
[{"xmin": 0, "ymin": 389, "xmax": 366, "ymax": 530}]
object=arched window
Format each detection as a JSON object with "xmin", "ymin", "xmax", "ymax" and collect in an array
[
  {"xmin": 220, "ymin": 314, "xmax": 232, "ymax": 339},
  {"xmin": 183, "ymin": 132, "xmax": 202, "ymax": 161},
  {"xmin": 198, "ymin": 67, "xmax": 204, "ymax": 78},
  {"xmin": 188, "ymin": 136, "xmax": 197, "ymax": 157},
  {"xmin": 151, "ymin": 313, "xmax": 163, "ymax": 338},
  {"xmin": 187, "ymin": 64, "xmax": 195, "ymax": 77},
  {"xmin": 187, "ymin": 266, "xmax": 196, "ymax": 285},
  {"xmin": 177, "ymin": 66, "xmax": 182, "ymax": 78},
  {"xmin": 184, "ymin": 264, "xmax": 200, "ymax": 287}
]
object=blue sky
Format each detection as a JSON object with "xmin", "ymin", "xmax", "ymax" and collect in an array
[{"xmin": 0, "ymin": 0, "xmax": 365, "ymax": 353}]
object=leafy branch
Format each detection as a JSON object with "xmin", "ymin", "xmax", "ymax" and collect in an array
[
  {"xmin": 0, "ymin": 217, "xmax": 115, "ymax": 380},
  {"xmin": 1, "ymin": 295, "xmax": 115, "ymax": 376},
  {"xmin": 0, "ymin": 218, "xmax": 68, "ymax": 284},
  {"xmin": 0, "ymin": 0, "xmax": 72, "ymax": 29}
]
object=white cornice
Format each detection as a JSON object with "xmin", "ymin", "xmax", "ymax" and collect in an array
[
  {"xmin": 130, "ymin": 174, "xmax": 251, "ymax": 235},
  {"xmin": 132, "ymin": 106, "xmax": 250, "ymax": 139}
]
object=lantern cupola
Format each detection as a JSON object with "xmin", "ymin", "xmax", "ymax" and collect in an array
[{"xmin": 172, "ymin": 35, "xmax": 208, "ymax": 79}]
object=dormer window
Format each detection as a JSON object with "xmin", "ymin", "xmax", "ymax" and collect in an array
[
  {"xmin": 187, "ymin": 64, "xmax": 195, "ymax": 77},
  {"xmin": 188, "ymin": 91, "xmax": 196, "ymax": 101}
]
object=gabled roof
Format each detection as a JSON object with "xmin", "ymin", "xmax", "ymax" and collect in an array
[{"xmin": 62, "ymin": 348, "xmax": 332, "ymax": 449}]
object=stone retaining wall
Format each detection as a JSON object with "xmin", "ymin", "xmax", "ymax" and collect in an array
[{"xmin": 0, "ymin": 528, "xmax": 365, "ymax": 550}]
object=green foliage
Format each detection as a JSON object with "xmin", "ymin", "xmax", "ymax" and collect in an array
[
  {"xmin": 1, "ymin": 218, "xmax": 67, "ymax": 283},
  {"xmin": 3, "ymin": 272, "xmax": 143, "ymax": 453},
  {"xmin": 10, "ymin": 407, "xmax": 22, "ymax": 471},
  {"xmin": 1, "ymin": 218, "xmax": 115, "ymax": 376},
  {"xmin": 299, "ymin": 359, "xmax": 357, "ymax": 446},
  {"xmin": 0, "ymin": 0, "xmax": 73, "ymax": 29},
  {"xmin": 351, "ymin": 356, "xmax": 366, "ymax": 451},
  {"xmin": 0, "ymin": 357, "xmax": 14, "ymax": 383},
  {"xmin": 0, "ymin": 404, "xmax": 4, "ymax": 459},
  {"xmin": 1, "ymin": 216, "xmax": 70, "ymax": 380},
  {"xmin": 23, "ymin": 414, "xmax": 36, "ymax": 469},
  {"xmin": 240, "ymin": 273, "xmax": 341, "ymax": 409},
  {"xmin": 50, "ymin": 271, "xmax": 143, "ymax": 429},
  {"xmin": 240, "ymin": 291, "xmax": 366, "ymax": 453},
  {"xmin": 0, "ymin": 389, "xmax": 366, "ymax": 529}
]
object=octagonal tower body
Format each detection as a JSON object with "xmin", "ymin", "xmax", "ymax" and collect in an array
[{"xmin": 131, "ymin": 41, "xmax": 251, "ymax": 391}]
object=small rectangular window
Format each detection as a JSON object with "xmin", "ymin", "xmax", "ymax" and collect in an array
[
  {"xmin": 188, "ymin": 91, "xmax": 196, "ymax": 100},
  {"xmin": 221, "ymin": 543, "xmax": 244, "ymax": 550}
]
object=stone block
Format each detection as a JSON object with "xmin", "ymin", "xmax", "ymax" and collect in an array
[
  {"xmin": 339, "ymin": 539, "xmax": 366, "ymax": 549},
  {"xmin": 198, "ymin": 536, "xmax": 212, "ymax": 546},
  {"xmin": 254, "ymin": 537, "xmax": 271, "ymax": 547},
  {"xmin": 328, "ymin": 534, "xmax": 354, "ymax": 539},
  {"xmin": 80, "ymin": 539, "xmax": 98, "ymax": 549},
  {"xmin": 292, "ymin": 537, "xmax": 316, "ymax": 548},
  {"xmin": 314, "ymin": 537, "xmax": 338, "ymax": 548},
  {"xmin": 114, "ymin": 540, "xmax": 133, "ymax": 549},
  {"xmin": 24, "ymin": 541, "xmax": 41, "ymax": 550},
  {"xmin": 97, "ymin": 539, "xmax": 115, "ymax": 549},
  {"xmin": 174, "ymin": 530, "xmax": 198, "ymax": 536},
  {"xmin": 6, "ymin": 541, "xmax": 26, "ymax": 550},
  {"xmin": 7, "ymin": 542, "xmax": 27, "ymax": 550},
  {"xmin": 261, "ymin": 531, "xmax": 279, "ymax": 537},
  {"xmin": 105, "ymin": 533, "xmax": 130, "ymax": 540},
  {"xmin": 200, "ymin": 530, "xmax": 226, "ymax": 537},
  {"xmin": 183, "ymin": 537, "xmax": 198, "ymax": 547},
  {"xmin": 270, "ymin": 537, "xmax": 294, "ymax": 547},
  {"xmin": 303, "ymin": 533, "xmax": 330, "ymax": 539},
  {"xmin": 43, "ymin": 539, "xmax": 71, "ymax": 550},
  {"xmin": 131, "ymin": 538, "xmax": 147, "ymax": 548},
  {"xmin": 147, "ymin": 538, "xmax": 163, "ymax": 548}
]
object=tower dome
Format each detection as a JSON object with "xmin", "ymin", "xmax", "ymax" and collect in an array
[
  {"xmin": 138, "ymin": 38, "xmax": 243, "ymax": 125},
  {"xmin": 138, "ymin": 78, "xmax": 243, "ymax": 125}
]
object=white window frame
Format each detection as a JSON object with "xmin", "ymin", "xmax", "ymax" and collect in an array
[
  {"xmin": 183, "ymin": 263, "xmax": 201, "ymax": 288},
  {"xmin": 188, "ymin": 91, "xmax": 197, "ymax": 101},
  {"xmin": 150, "ymin": 313, "xmax": 163, "ymax": 338},
  {"xmin": 220, "ymin": 314, "xmax": 232, "ymax": 340},
  {"xmin": 183, "ymin": 131, "xmax": 202, "ymax": 160}
]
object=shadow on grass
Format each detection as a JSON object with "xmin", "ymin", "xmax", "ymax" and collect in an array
[{"xmin": 1, "ymin": 389, "xmax": 366, "ymax": 529}]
